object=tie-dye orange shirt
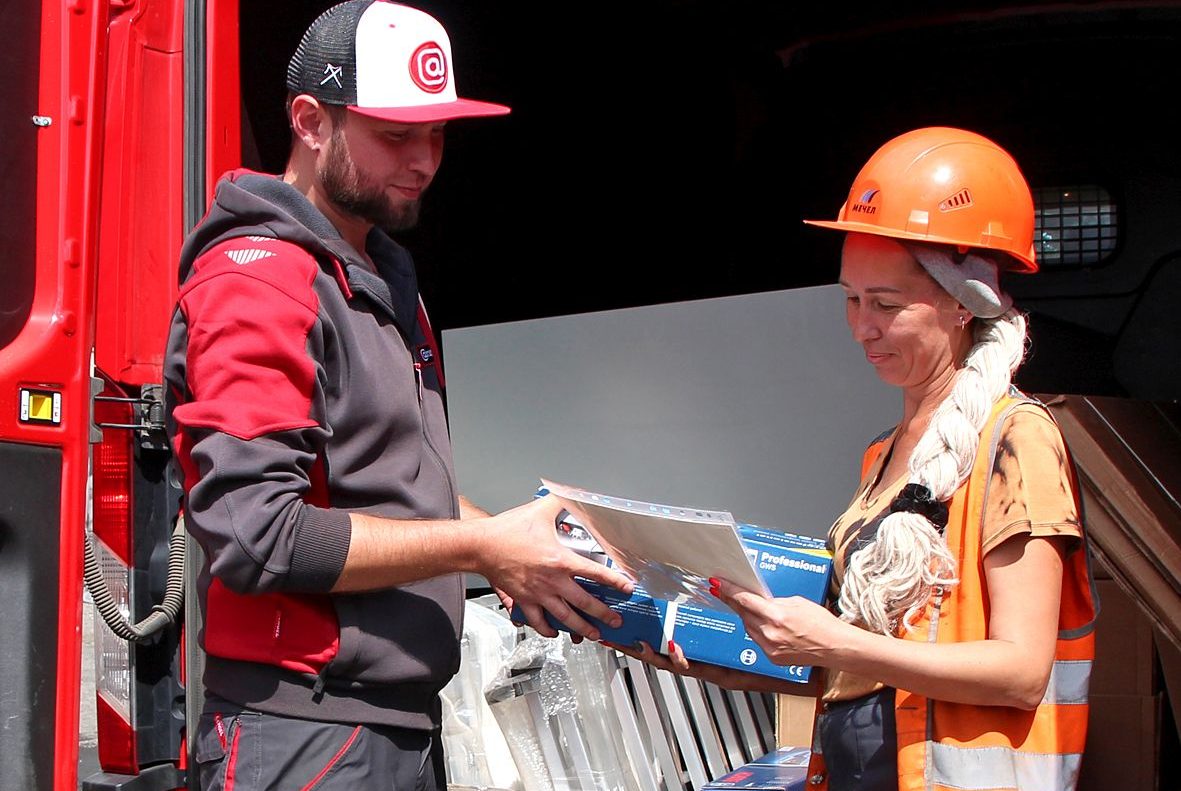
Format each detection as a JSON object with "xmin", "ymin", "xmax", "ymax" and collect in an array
[{"xmin": 822, "ymin": 403, "xmax": 1083, "ymax": 703}]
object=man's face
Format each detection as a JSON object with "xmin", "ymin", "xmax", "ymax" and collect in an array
[{"xmin": 318, "ymin": 110, "xmax": 445, "ymax": 234}]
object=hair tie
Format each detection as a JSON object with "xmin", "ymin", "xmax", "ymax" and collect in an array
[{"xmin": 888, "ymin": 483, "xmax": 950, "ymax": 532}]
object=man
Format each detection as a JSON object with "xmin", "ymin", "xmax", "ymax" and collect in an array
[{"xmin": 164, "ymin": 2, "xmax": 631, "ymax": 788}]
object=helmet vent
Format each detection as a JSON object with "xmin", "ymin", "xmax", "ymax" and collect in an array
[{"xmin": 939, "ymin": 188, "xmax": 973, "ymax": 212}]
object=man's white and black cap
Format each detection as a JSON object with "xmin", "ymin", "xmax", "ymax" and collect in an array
[{"xmin": 286, "ymin": 0, "xmax": 510, "ymax": 123}]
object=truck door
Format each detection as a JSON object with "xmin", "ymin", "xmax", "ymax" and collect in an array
[
  {"xmin": 0, "ymin": 3, "xmax": 105, "ymax": 790},
  {"xmin": 82, "ymin": 0, "xmax": 198, "ymax": 788}
]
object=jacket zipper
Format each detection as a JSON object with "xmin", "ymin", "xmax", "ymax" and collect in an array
[
  {"xmin": 349, "ymin": 275, "xmax": 458, "ymax": 518},
  {"xmin": 413, "ymin": 363, "xmax": 458, "ymax": 518}
]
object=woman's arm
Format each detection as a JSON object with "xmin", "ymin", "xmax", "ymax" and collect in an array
[{"xmin": 718, "ymin": 532, "xmax": 1067, "ymax": 709}]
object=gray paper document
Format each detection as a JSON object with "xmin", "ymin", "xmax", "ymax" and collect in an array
[{"xmin": 541, "ymin": 479, "xmax": 771, "ymax": 609}]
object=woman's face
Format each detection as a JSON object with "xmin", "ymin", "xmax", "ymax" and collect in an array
[{"xmin": 839, "ymin": 233, "xmax": 971, "ymax": 391}]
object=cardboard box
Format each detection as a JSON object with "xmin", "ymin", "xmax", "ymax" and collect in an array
[
  {"xmin": 775, "ymin": 693, "xmax": 817, "ymax": 749},
  {"xmin": 702, "ymin": 746, "xmax": 811, "ymax": 790},
  {"xmin": 516, "ymin": 525, "xmax": 832, "ymax": 683}
]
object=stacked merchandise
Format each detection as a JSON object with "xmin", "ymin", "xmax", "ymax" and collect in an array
[
  {"xmin": 701, "ymin": 747, "xmax": 811, "ymax": 790},
  {"xmin": 440, "ymin": 599, "xmax": 784, "ymax": 791},
  {"xmin": 440, "ymin": 596, "xmax": 522, "ymax": 789},
  {"xmin": 484, "ymin": 635, "xmax": 644, "ymax": 791}
]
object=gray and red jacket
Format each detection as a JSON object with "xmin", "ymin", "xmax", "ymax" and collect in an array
[{"xmin": 165, "ymin": 170, "xmax": 461, "ymax": 729}]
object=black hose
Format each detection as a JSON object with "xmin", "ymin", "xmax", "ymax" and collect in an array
[{"xmin": 85, "ymin": 516, "xmax": 186, "ymax": 642}]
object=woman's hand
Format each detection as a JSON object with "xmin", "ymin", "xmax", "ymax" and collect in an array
[
  {"xmin": 603, "ymin": 639, "xmax": 815, "ymax": 695},
  {"xmin": 711, "ymin": 534, "xmax": 1068, "ymax": 709},
  {"xmin": 712, "ymin": 579, "xmax": 851, "ymax": 667}
]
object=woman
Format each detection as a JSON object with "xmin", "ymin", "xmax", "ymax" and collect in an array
[{"xmin": 610, "ymin": 128, "xmax": 1096, "ymax": 791}]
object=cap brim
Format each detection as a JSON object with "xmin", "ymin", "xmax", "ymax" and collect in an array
[
  {"xmin": 802, "ymin": 218, "xmax": 1037, "ymax": 273},
  {"xmin": 348, "ymin": 98, "xmax": 511, "ymax": 123}
]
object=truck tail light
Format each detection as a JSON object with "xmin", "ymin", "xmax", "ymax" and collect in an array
[{"xmin": 91, "ymin": 377, "xmax": 139, "ymax": 775}]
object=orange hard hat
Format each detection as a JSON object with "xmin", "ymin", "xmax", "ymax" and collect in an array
[{"xmin": 805, "ymin": 127, "xmax": 1037, "ymax": 273}]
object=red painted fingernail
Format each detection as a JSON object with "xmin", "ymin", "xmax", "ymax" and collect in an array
[
  {"xmin": 708, "ymin": 577, "xmax": 720, "ymax": 588},
  {"xmin": 668, "ymin": 640, "xmax": 677, "ymax": 653},
  {"xmin": 709, "ymin": 586, "xmax": 720, "ymax": 598}
]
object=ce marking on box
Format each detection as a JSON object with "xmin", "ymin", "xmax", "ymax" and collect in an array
[{"xmin": 19, "ymin": 388, "xmax": 62, "ymax": 425}]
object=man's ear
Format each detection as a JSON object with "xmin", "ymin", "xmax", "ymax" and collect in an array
[{"xmin": 290, "ymin": 95, "xmax": 333, "ymax": 152}]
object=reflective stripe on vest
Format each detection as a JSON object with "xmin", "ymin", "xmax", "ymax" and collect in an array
[
  {"xmin": 1043, "ymin": 659, "xmax": 1091, "ymax": 706},
  {"xmin": 808, "ymin": 392, "xmax": 1096, "ymax": 791},
  {"xmin": 894, "ymin": 392, "xmax": 1096, "ymax": 791},
  {"xmin": 929, "ymin": 743, "xmax": 1083, "ymax": 791}
]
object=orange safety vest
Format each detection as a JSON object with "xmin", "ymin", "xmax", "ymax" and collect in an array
[{"xmin": 807, "ymin": 392, "xmax": 1097, "ymax": 791}]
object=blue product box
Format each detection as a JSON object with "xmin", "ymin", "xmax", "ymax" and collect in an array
[
  {"xmin": 514, "ymin": 524, "xmax": 832, "ymax": 683},
  {"xmin": 669, "ymin": 525, "xmax": 831, "ymax": 682},
  {"xmin": 702, "ymin": 746, "xmax": 811, "ymax": 790}
]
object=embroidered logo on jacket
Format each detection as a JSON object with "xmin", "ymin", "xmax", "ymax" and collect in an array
[{"xmin": 225, "ymin": 249, "xmax": 277, "ymax": 265}]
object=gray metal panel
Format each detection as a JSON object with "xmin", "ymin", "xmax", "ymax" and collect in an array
[
  {"xmin": 605, "ymin": 651, "xmax": 661, "ymax": 791},
  {"xmin": 704, "ymin": 682, "xmax": 747, "ymax": 769},
  {"xmin": 443, "ymin": 285, "xmax": 896, "ymax": 536},
  {"xmin": 653, "ymin": 669, "xmax": 709, "ymax": 790},
  {"xmin": 680, "ymin": 677, "xmax": 728, "ymax": 778},
  {"xmin": 0, "ymin": 442, "xmax": 61, "ymax": 791},
  {"xmin": 749, "ymin": 692, "xmax": 776, "ymax": 755},
  {"xmin": 725, "ymin": 689, "xmax": 764, "ymax": 762},
  {"xmin": 624, "ymin": 656, "xmax": 685, "ymax": 791}
]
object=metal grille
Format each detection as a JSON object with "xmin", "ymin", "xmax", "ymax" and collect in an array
[{"xmin": 1034, "ymin": 185, "xmax": 1118, "ymax": 266}]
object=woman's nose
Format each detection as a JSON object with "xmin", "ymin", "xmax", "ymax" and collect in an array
[{"xmin": 850, "ymin": 309, "xmax": 881, "ymax": 343}]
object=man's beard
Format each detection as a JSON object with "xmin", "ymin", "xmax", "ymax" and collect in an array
[{"xmin": 319, "ymin": 128, "xmax": 422, "ymax": 234}]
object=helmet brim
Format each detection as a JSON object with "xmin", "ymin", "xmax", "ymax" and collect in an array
[{"xmin": 803, "ymin": 218, "xmax": 1038, "ymax": 274}]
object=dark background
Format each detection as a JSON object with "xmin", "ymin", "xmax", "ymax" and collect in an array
[{"xmin": 238, "ymin": 0, "xmax": 1181, "ymax": 400}]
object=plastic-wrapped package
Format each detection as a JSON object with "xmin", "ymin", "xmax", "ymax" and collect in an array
[
  {"xmin": 563, "ymin": 640, "xmax": 645, "ymax": 791},
  {"xmin": 485, "ymin": 635, "xmax": 642, "ymax": 791},
  {"xmin": 487, "ymin": 667, "xmax": 561, "ymax": 791},
  {"xmin": 440, "ymin": 598, "xmax": 523, "ymax": 790}
]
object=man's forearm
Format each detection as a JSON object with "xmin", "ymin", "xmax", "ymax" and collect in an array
[
  {"xmin": 458, "ymin": 494, "xmax": 491, "ymax": 520},
  {"xmin": 330, "ymin": 512, "xmax": 490, "ymax": 593},
  {"xmin": 327, "ymin": 496, "xmax": 633, "ymax": 641}
]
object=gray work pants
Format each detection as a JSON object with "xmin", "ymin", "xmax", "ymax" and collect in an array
[{"xmin": 194, "ymin": 702, "xmax": 443, "ymax": 791}]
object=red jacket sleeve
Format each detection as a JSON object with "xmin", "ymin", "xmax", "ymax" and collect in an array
[{"xmin": 168, "ymin": 238, "xmax": 351, "ymax": 593}]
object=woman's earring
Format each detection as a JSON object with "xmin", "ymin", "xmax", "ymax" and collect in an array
[{"xmin": 958, "ymin": 314, "xmax": 969, "ymax": 328}]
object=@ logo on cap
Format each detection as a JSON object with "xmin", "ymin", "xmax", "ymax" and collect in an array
[{"xmin": 410, "ymin": 41, "xmax": 448, "ymax": 94}]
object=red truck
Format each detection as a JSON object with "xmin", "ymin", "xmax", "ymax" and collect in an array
[{"xmin": 2, "ymin": 1, "xmax": 1179, "ymax": 790}]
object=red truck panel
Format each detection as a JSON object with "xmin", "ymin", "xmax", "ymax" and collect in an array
[
  {"xmin": 0, "ymin": 0, "xmax": 110, "ymax": 787},
  {"xmin": 93, "ymin": 1, "xmax": 185, "ymax": 387}
]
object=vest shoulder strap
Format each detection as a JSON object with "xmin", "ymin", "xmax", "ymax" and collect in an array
[{"xmin": 860, "ymin": 426, "xmax": 896, "ymax": 479}]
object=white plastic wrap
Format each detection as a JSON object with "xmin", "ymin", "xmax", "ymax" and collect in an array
[
  {"xmin": 440, "ymin": 598, "xmax": 523, "ymax": 790},
  {"xmin": 564, "ymin": 641, "xmax": 644, "ymax": 791},
  {"xmin": 485, "ymin": 635, "xmax": 642, "ymax": 791},
  {"xmin": 485, "ymin": 636, "xmax": 565, "ymax": 791}
]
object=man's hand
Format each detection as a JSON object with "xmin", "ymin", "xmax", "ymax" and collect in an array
[{"xmin": 478, "ymin": 496, "xmax": 633, "ymax": 641}]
